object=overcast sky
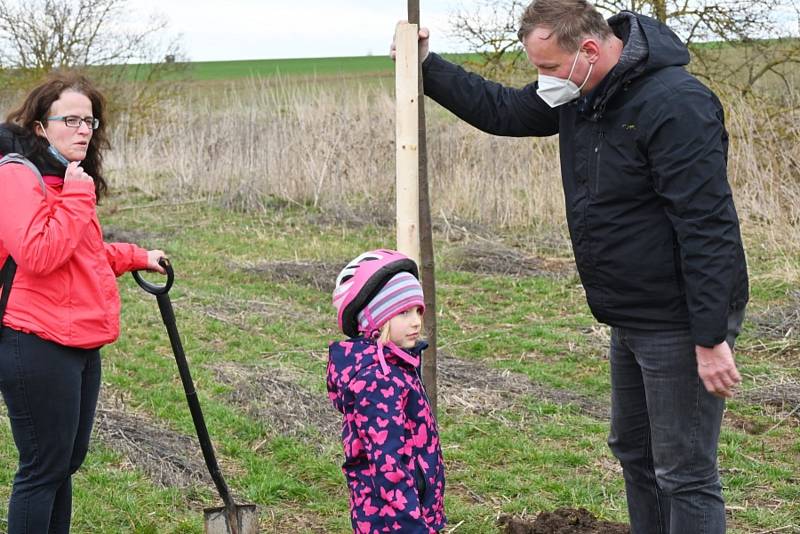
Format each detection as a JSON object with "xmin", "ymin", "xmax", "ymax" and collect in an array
[{"xmin": 138, "ymin": 1, "xmax": 474, "ymax": 62}]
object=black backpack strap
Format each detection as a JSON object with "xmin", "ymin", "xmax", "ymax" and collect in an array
[
  {"xmin": 0, "ymin": 256, "xmax": 16, "ymax": 336},
  {"xmin": 0, "ymin": 153, "xmax": 43, "ymax": 337}
]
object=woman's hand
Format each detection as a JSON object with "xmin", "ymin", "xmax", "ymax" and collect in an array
[
  {"xmin": 64, "ymin": 161, "xmax": 94, "ymax": 183},
  {"xmin": 145, "ymin": 250, "xmax": 167, "ymax": 274}
]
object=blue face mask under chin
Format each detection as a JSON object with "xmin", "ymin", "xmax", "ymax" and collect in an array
[{"xmin": 47, "ymin": 144, "xmax": 71, "ymax": 167}]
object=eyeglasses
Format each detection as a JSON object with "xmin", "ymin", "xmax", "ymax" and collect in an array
[{"xmin": 46, "ymin": 115, "xmax": 100, "ymax": 130}]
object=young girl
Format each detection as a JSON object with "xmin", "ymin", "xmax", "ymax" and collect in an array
[{"xmin": 328, "ymin": 249, "xmax": 446, "ymax": 534}]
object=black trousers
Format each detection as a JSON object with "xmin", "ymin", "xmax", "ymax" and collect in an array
[{"xmin": 0, "ymin": 328, "xmax": 101, "ymax": 534}]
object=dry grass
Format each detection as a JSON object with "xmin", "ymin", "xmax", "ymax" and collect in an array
[{"xmin": 105, "ymin": 77, "xmax": 800, "ymax": 264}]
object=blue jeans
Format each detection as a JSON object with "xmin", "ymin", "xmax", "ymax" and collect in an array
[
  {"xmin": 0, "ymin": 328, "xmax": 101, "ymax": 534},
  {"xmin": 607, "ymin": 310, "xmax": 744, "ymax": 534}
]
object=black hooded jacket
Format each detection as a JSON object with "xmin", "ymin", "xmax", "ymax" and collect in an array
[{"xmin": 422, "ymin": 12, "xmax": 748, "ymax": 347}]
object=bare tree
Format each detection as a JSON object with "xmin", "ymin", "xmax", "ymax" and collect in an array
[
  {"xmin": 448, "ymin": 0, "xmax": 800, "ymax": 100},
  {"xmin": 0, "ymin": 0, "xmax": 185, "ymax": 119},
  {"xmin": 0, "ymin": 0, "xmax": 182, "ymax": 69},
  {"xmin": 450, "ymin": 0, "xmax": 532, "ymax": 81}
]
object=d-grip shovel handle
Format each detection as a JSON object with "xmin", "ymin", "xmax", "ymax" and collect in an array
[
  {"xmin": 132, "ymin": 259, "xmax": 241, "ymax": 533},
  {"xmin": 132, "ymin": 258, "xmax": 174, "ymax": 295}
]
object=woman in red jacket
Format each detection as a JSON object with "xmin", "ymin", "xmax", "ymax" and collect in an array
[{"xmin": 0, "ymin": 73, "xmax": 165, "ymax": 534}]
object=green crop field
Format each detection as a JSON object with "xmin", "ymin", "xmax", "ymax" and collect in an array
[
  {"xmin": 178, "ymin": 55, "xmax": 395, "ymax": 80},
  {"xmin": 118, "ymin": 53, "xmax": 480, "ymax": 83}
]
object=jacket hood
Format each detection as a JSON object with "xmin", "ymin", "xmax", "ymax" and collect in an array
[
  {"xmin": 612, "ymin": 11, "xmax": 689, "ymax": 75},
  {"xmin": 583, "ymin": 11, "xmax": 689, "ymax": 120},
  {"xmin": 327, "ymin": 337, "xmax": 427, "ymax": 413}
]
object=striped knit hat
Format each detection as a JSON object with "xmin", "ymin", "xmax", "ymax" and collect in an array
[{"xmin": 356, "ymin": 271, "xmax": 425, "ymax": 336}]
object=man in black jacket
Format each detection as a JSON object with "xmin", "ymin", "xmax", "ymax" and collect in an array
[{"xmin": 397, "ymin": 0, "xmax": 749, "ymax": 532}]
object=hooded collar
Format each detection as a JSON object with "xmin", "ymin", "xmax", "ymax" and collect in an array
[{"xmin": 579, "ymin": 11, "xmax": 689, "ymax": 121}]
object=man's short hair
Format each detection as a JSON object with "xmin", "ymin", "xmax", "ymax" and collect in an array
[{"xmin": 518, "ymin": 0, "xmax": 612, "ymax": 51}]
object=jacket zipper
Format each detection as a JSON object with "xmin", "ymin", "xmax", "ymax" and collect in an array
[
  {"xmin": 413, "ymin": 366, "xmax": 432, "ymax": 501},
  {"xmin": 594, "ymin": 131, "xmax": 604, "ymax": 194}
]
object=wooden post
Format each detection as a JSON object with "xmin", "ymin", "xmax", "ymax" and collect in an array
[
  {"xmin": 395, "ymin": 22, "xmax": 421, "ymax": 266},
  {"xmin": 407, "ymin": 0, "xmax": 438, "ymax": 417}
]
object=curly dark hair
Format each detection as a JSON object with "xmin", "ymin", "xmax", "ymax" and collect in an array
[{"xmin": 6, "ymin": 72, "xmax": 110, "ymax": 200}]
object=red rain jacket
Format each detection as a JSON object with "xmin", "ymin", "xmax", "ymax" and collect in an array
[{"xmin": 0, "ymin": 162, "xmax": 148, "ymax": 349}]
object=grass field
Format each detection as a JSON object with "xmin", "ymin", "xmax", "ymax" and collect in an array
[
  {"xmin": 121, "ymin": 53, "xmax": 479, "ymax": 82},
  {"xmin": 0, "ymin": 189, "xmax": 796, "ymax": 533}
]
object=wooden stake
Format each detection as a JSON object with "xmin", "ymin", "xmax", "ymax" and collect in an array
[{"xmin": 395, "ymin": 22, "xmax": 421, "ymax": 266}]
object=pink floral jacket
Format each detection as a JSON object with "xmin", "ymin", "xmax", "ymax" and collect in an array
[{"xmin": 327, "ymin": 338, "xmax": 446, "ymax": 533}]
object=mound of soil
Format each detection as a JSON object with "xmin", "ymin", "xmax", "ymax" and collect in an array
[{"xmin": 499, "ymin": 508, "xmax": 629, "ymax": 534}]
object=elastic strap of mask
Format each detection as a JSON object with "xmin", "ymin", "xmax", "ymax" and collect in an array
[{"xmin": 577, "ymin": 62, "xmax": 594, "ymax": 91}]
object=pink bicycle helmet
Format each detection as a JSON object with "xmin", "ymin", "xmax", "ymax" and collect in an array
[{"xmin": 333, "ymin": 249, "xmax": 421, "ymax": 338}]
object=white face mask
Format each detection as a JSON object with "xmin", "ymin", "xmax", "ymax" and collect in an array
[{"xmin": 536, "ymin": 50, "xmax": 594, "ymax": 108}]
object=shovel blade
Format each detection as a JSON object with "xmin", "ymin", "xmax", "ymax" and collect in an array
[{"xmin": 204, "ymin": 504, "xmax": 259, "ymax": 534}]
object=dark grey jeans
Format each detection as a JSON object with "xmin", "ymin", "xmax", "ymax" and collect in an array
[
  {"xmin": 0, "ymin": 328, "xmax": 101, "ymax": 534},
  {"xmin": 607, "ymin": 310, "xmax": 744, "ymax": 534}
]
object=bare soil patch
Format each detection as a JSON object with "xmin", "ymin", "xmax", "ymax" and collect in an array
[
  {"xmin": 212, "ymin": 362, "xmax": 340, "ymax": 445},
  {"xmin": 309, "ymin": 204, "xmax": 395, "ymax": 229},
  {"xmin": 741, "ymin": 377, "xmax": 800, "ymax": 427},
  {"xmin": 102, "ymin": 226, "xmax": 162, "ymax": 246},
  {"xmin": 439, "ymin": 351, "xmax": 609, "ymax": 420},
  {"xmin": 239, "ymin": 260, "xmax": 342, "ymax": 293},
  {"xmin": 745, "ymin": 293, "xmax": 800, "ymax": 362},
  {"xmin": 209, "ymin": 350, "xmax": 609, "ymax": 452},
  {"xmin": 499, "ymin": 508, "xmax": 629, "ymax": 533},
  {"xmin": 748, "ymin": 292, "xmax": 800, "ymax": 340},
  {"xmin": 447, "ymin": 241, "xmax": 574, "ymax": 278},
  {"xmin": 93, "ymin": 393, "xmax": 212, "ymax": 490},
  {"xmin": 195, "ymin": 291, "xmax": 311, "ymax": 329}
]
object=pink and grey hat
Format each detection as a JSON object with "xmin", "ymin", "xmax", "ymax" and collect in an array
[
  {"xmin": 332, "ymin": 249, "xmax": 425, "ymax": 338},
  {"xmin": 356, "ymin": 271, "xmax": 424, "ymax": 335}
]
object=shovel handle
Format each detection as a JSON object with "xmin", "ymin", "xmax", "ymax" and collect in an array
[
  {"xmin": 132, "ymin": 258, "xmax": 240, "ymax": 527},
  {"xmin": 132, "ymin": 258, "xmax": 174, "ymax": 295}
]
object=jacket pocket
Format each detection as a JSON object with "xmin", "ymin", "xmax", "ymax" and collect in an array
[{"xmin": 415, "ymin": 461, "xmax": 427, "ymax": 501}]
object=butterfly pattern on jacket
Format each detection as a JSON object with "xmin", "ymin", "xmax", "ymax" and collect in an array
[{"xmin": 327, "ymin": 337, "xmax": 446, "ymax": 533}]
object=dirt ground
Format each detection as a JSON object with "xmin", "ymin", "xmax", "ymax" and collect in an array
[
  {"xmin": 447, "ymin": 240, "xmax": 574, "ymax": 278},
  {"xmin": 438, "ymin": 350, "xmax": 609, "ymax": 420},
  {"xmin": 499, "ymin": 508, "xmax": 629, "ymax": 534},
  {"xmin": 93, "ymin": 392, "xmax": 212, "ymax": 490},
  {"xmin": 209, "ymin": 348, "xmax": 610, "ymax": 454},
  {"xmin": 238, "ymin": 240, "xmax": 574, "ymax": 295}
]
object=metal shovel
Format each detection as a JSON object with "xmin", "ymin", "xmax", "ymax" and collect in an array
[{"xmin": 133, "ymin": 260, "xmax": 258, "ymax": 534}]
